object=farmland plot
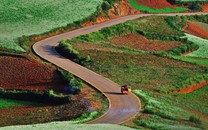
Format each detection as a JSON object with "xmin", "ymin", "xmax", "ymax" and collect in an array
[
  {"xmin": 185, "ymin": 33, "xmax": 208, "ymax": 59},
  {"xmin": 0, "ymin": 0, "xmax": 102, "ymax": 52}
]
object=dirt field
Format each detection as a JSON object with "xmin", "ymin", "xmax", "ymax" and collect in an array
[
  {"xmin": 136, "ymin": 0, "xmax": 175, "ymax": 9},
  {"xmin": 0, "ymin": 56, "xmax": 62, "ymax": 91},
  {"xmin": 201, "ymin": 4, "xmax": 208, "ymax": 12},
  {"xmin": 110, "ymin": 34, "xmax": 181, "ymax": 51},
  {"xmin": 184, "ymin": 21, "xmax": 208, "ymax": 39}
]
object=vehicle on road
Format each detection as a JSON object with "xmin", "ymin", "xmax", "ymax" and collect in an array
[{"xmin": 121, "ymin": 85, "xmax": 131, "ymax": 94}]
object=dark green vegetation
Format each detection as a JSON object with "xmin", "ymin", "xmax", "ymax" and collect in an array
[
  {"xmin": 128, "ymin": 0, "xmax": 187, "ymax": 13},
  {"xmin": 56, "ymin": 40, "xmax": 92, "ymax": 66},
  {"xmin": 58, "ymin": 15, "xmax": 208, "ymax": 129},
  {"xmin": 168, "ymin": 0, "xmax": 208, "ymax": 5},
  {"xmin": 0, "ymin": 98, "xmax": 35, "ymax": 108}
]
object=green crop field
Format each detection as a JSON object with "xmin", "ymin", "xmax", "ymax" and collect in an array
[
  {"xmin": 0, "ymin": 98, "xmax": 34, "ymax": 108},
  {"xmin": 135, "ymin": 16, "xmax": 184, "ymax": 36},
  {"xmin": 0, "ymin": 0, "xmax": 102, "ymax": 52},
  {"xmin": 185, "ymin": 34, "xmax": 208, "ymax": 59},
  {"xmin": 128, "ymin": 0, "xmax": 187, "ymax": 13}
]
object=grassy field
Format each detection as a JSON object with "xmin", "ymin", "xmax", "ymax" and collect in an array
[
  {"xmin": 0, "ymin": 123, "xmax": 136, "ymax": 130},
  {"xmin": 135, "ymin": 16, "xmax": 184, "ymax": 36},
  {"xmin": 185, "ymin": 33, "xmax": 208, "ymax": 59},
  {"xmin": 128, "ymin": 0, "xmax": 187, "ymax": 13},
  {"xmin": 0, "ymin": 0, "xmax": 102, "ymax": 52}
]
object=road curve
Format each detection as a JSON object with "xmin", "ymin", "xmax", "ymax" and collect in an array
[{"xmin": 33, "ymin": 12, "xmax": 208, "ymax": 124}]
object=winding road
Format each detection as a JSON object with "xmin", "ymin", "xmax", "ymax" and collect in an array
[{"xmin": 33, "ymin": 12, "xmax": 208, "ymax": 124}]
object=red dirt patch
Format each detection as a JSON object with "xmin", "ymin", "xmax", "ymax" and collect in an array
[
  {"xmin": 136, "ymin": 0, "xmax": 175, "ymax": 9},
  {"xmin": 201, "ymin": 4, "xmax": 208, "ymax": 12},
  {"xmin": 174, "ymin": 80, "xmax": 208, "ymax": 94},
  {"xmin": 110, "ymin": 34, "xmax": 181, "ymax": 51},
  {"xmin": 82, "ymin": 0, "xmax": 140, "ymax": 27},
  {"xmin": 183, "ymin": 21, "xmax": 208, "ymax": 39},
  {"xmin": 0, "ymin": 56, "xmax": 62, "ymax": 91}
]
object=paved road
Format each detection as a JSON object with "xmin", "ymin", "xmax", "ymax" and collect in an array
[{"xmin": 33, "ymin": 12, "xmax": 208, "ymax": 124}]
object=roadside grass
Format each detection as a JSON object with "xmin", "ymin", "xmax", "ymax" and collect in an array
[
  {"xmin": 128, "ymin": 0, "xmax": 187, "ymax": 13},
  {"xmin": 135, "ymin": 115, "xmax": 200, "ymax": 130},
  {"xmin": 185, "ymin": 33, "xmax": 208, "ymax": 59},
  {"xmin": 0, "ymin": 0, "xmax": 102, "ymax": 52},
  {"xmin": 0, "ymin": 98, "xmax": 34, "ymax": 108},
  {"xmin": 133, "ymin": 90, "xmax": 201, "ymax": 130}
]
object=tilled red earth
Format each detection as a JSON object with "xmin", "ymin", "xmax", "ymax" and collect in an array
[
  {"xmin": 0, "ymin": 56, "xmax": 62, "ymax": 91},
  {"xmin": 201, "ymin": 4, "xmax": 208, "ymax": 12},
  {"xmin": 136, "ymin": 0, "xmax": 175, "ymax": 9},
  {"xmin": 110, "ymin": 34, "xmax": 181, "ymax": 51},
  {"xmin": 184, "ymin": 21, "xmax": 208, "ymax": 39}
]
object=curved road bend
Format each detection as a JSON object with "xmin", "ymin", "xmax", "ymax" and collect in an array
[{"xmin": 33, "ymin": 12, "xmax": 208, "ymax": 124}]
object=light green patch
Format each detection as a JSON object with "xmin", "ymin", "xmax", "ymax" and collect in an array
[
  {"xmin": 185, "ymin": 33, "xmax": 208, "ymax": 59},
  {"xmin": 0, "ymin": 122, "xmax": 136, "ymax": 130}
]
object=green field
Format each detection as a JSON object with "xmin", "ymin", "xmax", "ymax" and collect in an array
[
  {"xmin": 0, "ymin": 123, "xmax": 136, "ymax": 130},
  {"xmin": 128, "ymin": 0, "xmax": 187, "ymax": 13},
  {"xmin": 0, "ymin": 0, "xmax": 102, "ymax": 52},
  {"xmin": 135, "ymin": 16, "xmax": 184, "ymax": 36},
  {"xmin": 185, "ymin": 33, "xmax": 208, "ymax": 59},
  {"xmin": 0, "ymin": 98, "xmax": 34, "ymax": 108}
]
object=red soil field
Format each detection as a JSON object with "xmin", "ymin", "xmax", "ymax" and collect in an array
[
  {"xmin": 175, "ymin": 80, "xmax": 208, "ymax": 94},
  {"xmin": 184, "ymin": 21, "xmax": 208, "ymax": 39},
  {"xmin": 110, "ymin": 34, "xmax": 181, "ymax": 51},
  {"xmin": 0, "ymin": 56, "xmax": 62, "ymax": 91},
  {"xmin": 201, "ymin": 4, "xmax": 208, "ymax": 12},
  {"xmin": 136, "ymin": 0, "xmax": 175, "ymax": 9}
]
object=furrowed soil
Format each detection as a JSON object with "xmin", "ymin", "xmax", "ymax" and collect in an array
[
  {"xmin": 0, "ymin": 56, "xmax": 62, "ymax": 91},
  {"xmin": 136, "ymin": 0, "xmax": 175, "ymax": 9},
  {"xmin": 110, "ymin": 33, "xmax": 181, "ymax": 51},
  {"xmin": 184, "ymin": 21, "xmax": 208, "ymax": 39}
]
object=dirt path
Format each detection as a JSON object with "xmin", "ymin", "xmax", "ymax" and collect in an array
[{"xmin": 33, "ymin": 12, "xmax": 208, "ymax": 124}]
